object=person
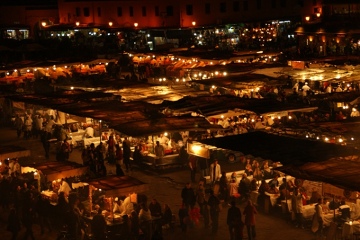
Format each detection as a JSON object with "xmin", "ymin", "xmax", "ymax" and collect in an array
[
  {"xmin": 83, "ymin": 125, "xmax": 94, "ymax": 138},
  {"xmin": 24, "ymin": 115, "xmax": 33, "ymax": 140},
  {"xmin": 252, "ymin": 161, "xmax": 263, "ymax": 181},
  {"xmin": 189, "ymin": 155, "xmax": 197, "ymax": 183},
  {"xmin": 162, "ymin": 204, "xmax": 173, "ymax": 230},
  {"xmin": 60, "ymin": 139, "xmax": 71, "ymax": 161},
  {"xmin": 209, "ymin": 159, "xmax": 221, "ymax": 184},
  {"xmin": 138, "ymin": 203, "xmax": 152, "ymax": 240},
  {"xmin": 14, "ymin": 114, "xmax": 23, "ymax": 138},
  {"xmin": 12, "ymin": 158, "xmax": 21, "ymax": 177},
  {"xmin": 44, "ymin": 116, "xmax": 55, "ymax": 137},
  {"xmin": 178, "ymin": 204, "xmax": 189, "ymax": 232},
  {"xmin": 154, "ymin": 140, "xmax": 164, "ymax": 167},
  {"xmin": 149, "ymin": 198, "xmax": 162, "ymax": 218},
  {"xmin": 7, "ymin": 208, "xmax": 21, "ymax": 240},
  {"xmin": 58, "ymin": 178, "xmax": 72, "ymax": 197},
  {"xmin": 219, "ymin": 171, "xmax": 229, "ymax": 202},
  {"xmin": 291, "ymin": 188, "xmax": 305, "ymax": 228},
  {"xmin": 123, "ymin": 140, "xmax": 131, "ymax": 172},
  {"xmin": 92, "ymin": 208, "xmax": 106, "ymax": 240},
  {"xmin": 181, "ymin": 183, "xmax": 196, "ymax": 210},
  {"xmin": 239, "ymin": 173, "xmax": 251, "ymax": 202},
  {"xmin": 130, "ymin": 210, "xmax": 140, "ymax": 240},
  {"xmin": 113, "ymin": 197, "xmax": 124, "ymax": 213},
  {"xmin": 227, "ymin": 200, "xmax": 243, "ymax": 240},
  {"xmin": 312, "ymin": 198, "xmax": 324, "ymax": 237},
  {"xmin": 208, "ymin": 189, "xmax": 220, "ymax": 234},
  {"xmin": 243, "ymin": 200, "xmax": 257, "ymax": 240},
  {"xmin": 196, "ymin": 181, "xmax": 206, "ymax": 215}
]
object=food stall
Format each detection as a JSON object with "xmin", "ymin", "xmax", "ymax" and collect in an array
[
  {"xmin": 21, "ymin": 161, "xmax": 88, "ymax": 182},
  {"xmin": 0, "ymin": 145, "xmax": 30, "ymax": 160}
]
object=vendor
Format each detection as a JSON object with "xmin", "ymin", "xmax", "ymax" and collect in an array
[
  {"xmin": 113, "ymin": 197, "xmax": 124, "ymax": 214},
  {"xmin": 84, "ymin": 125, "xmax": 94, "ymax": 138},
  {"xmin": 58, "ymin": 178, "xmax": 72, "ymax": 197}
]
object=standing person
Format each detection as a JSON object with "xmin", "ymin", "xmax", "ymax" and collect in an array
[
  {"xmin": 60, "ymin": 139, "xmax": 71, "ymax": 161},
  {"xmin": 181, "ymin": 183, "xmax": 196, "ymax": 210},
  {"xmin": 189, "ymin": 155, "xmax": 197, "ymax": 183},
  {"xmin": 7, "ymin": 208, "xmax": 21, "ymax": 240},
  {"xmin": 207, "ymin": 190, "xmax": 220, "ymax": 234},
  {"xmin": 130, "ymin": 210, "xmax": 140, "ymax": 240},
  {"xmin": 154, "ymin": 141, "xmax": 164, "ymax": 167},
  {"xmin": 291, "ymin": 188, "xmax": 305, "ymax": 228},
  {"xmin": 92, "ymin": 208, "xmax": 107, "ymax": 240},
  {"xmin": 14, "ymin": 114, "xmax": 23, "ymax": 138},
  {"xmin": 178, "ymin": 204, "xmax": 189, "ymax": 232},
  {"xmin": 22, "ymin": 194, "xmax": 35, "ymax": 240},
  {"xmin": 24, "ymin": 115, "xmax": 33, "ymax": 140},
  {"xmin": 123, "ymin": 140, "xmax": 131, "ymax": 172},
  {"xmin": 196, "ymin": 181, "xmax": 206, "ymax": 215},
  {"xmin": 312, "ymin": 198, "xmax": 324, "ymax": 238},
  {"xmin": 227, "ymin": 201, "xmax": 243, "ymax": 240},
  {"xmin": 243, "ymin": 200, "xmax": 257, "ymax": 240},
  {"xmin": 41, "ymin": 130, "xmax": 50, "ymax": 159},
  {"xmin": 209, "ymin": 159, "xmax": 221, "ymax": 185}
]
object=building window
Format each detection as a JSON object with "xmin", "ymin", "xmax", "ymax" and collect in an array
[
  {"xmin": 117, "ymin": 7, "xmax": 122, "ymax": 17},
  {"xmin": 166, "ymin": 6, "xmax": 173, "ymax": 16},
  {"xmin": 83, "ymin": 7, "xmax": 90, "ymax": 17},
  {"xmin": 142, "ymin": 6, "xmax": 146, "ymax": 16},
  {"xmin": 220, "ymin": 2, "xmax": 226, "ymax": 13},
  {"xmin": 243, "ymin": 1, "xmax": 248, "ymax": 11},
  {"xmin": 257, "ymin": 0, "xmax": 261, "ymax": 9},
  {"xmin": 186, "ymin": 5, "xmax": 193, "ymax": 15},
  {"xmin": 155, "ymin": 6, "xmax": 159, "ymax": 16},
  {"xmin": 298, "ymin": 0, "xmax": 304, "ymax": 7},
  {"xmin": 272, "ymin": 0, "xmax": 276, "ymax": 8},
  {"xmin": 97, "ymin": 7, "xmax": 101, "ymax": 17},
  {"xmin": 233, "ymin": 1, "xmax": 239, "ymax": 12},
  {"xmin": 129, "ymin": 6, "xmax": 134, "ymax": 17},
  {"xmin": 76, "ymin": 7, "xmax": 81, "ymax": 17},
  {"xmin": 313, "ymin": 0, "xmax": 316, "ymax": 6},
  {"xmin": 280, "ymin": 0, "xmax": 286, "ymax": 7},
  {"xmin": 205, "ymin": 3, "xmax": 211, "ymax": 14}
]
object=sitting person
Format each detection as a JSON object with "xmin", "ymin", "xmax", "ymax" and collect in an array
[
  {"xmin": 149, "ymin": 198, "xmax": 162, "ymax": 218},
  {"xmin": 266, "ymin": 184, "xmax": 279, "ymax": 194},
  {"xmin": 162, "ymin": 204, "xmax": 173, "ymax": 229},
  {"xmin": 245, "ymin": 159, "xmax": 253, "ymax": 176}
]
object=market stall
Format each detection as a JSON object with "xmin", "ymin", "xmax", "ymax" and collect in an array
[
  {"xmin": 21, "ymin": 161, "xmax": 88, "ymax": 182},
  {"xmin": 0, "ymin": 145, "xmax": 30, "ymax": 160}
]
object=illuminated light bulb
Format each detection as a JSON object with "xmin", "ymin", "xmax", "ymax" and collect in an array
[
  {"xmin": 221, "ymin": 115, "xmax": 224, "ymax": 119},
  {"xmin": 183, "ymin": 79, "xmax": 186, "ymax": 82},
  {"xmin": 316, "ymin": 136, "xmax": 320, "ymax": 140},
  {"xmin": 251, "ymin": 119, "xmax": 255, "ymax": 122},
  {"xmin": 351, "ymin": 137, "xmax": 354, "ymax": 141},
  {"xmin": 277, "ymin": 116, "xmax": 281, "ymax": 119},
  {"xmin": 176, "ymin": 79, "xmax": 179, "ymax": 82},
  {"xmin": 212, "ymin": 85, "xmax": 216, "ymax": 89},
  {"xmin": 27, "ymin": 69, "xmax": 30, "ymax": 72},
  {"xmin": 338, "ymin": 138, "xmax": 343, "ymax": 143},
  {"xmin": 306, "ymin": 135, "xmax": 309, "ymax": 138},
  {"xmin": 164, "ymin": 132, "xmax": 168, "ymax": 136},
  {"xmin": 215, "ymin": 71, "xmax": 219, "ymax": 75},
  {"xmin": 223, "ymin": 72, "xmax": 227, "ymax": 76},
  {"xmin": 70, "ymin": 86, "xmax": 74, "ymax": 90},
  {"xmin": 325, "ymin": 137, "xmax": 329, "ymax": 142},
  {"xmin": 288, "ymin": 116, "xmax": 292, "ymax": 119}
]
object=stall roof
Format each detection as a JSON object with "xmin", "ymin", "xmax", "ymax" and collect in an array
[
  {"xmin": 8, "ymin": 90, "xmax": 115, "ymax": 106},
  {"xmin": 112, "ymin": 116, "xmax": 220, "ymax": 137},
  {"xmin": 198, "ymin": 132, "xmax": 360, "ymax": 191},
  {"xmin": 194, "ymin": 74, "xmax": 281, "ymax": 89},
  {"xmin": 161, "ymin": 95, "xmax": 317, "ymax": 116},
  {"xmin": 309, "ymin": 92, "xmax": 360, "ymax": 103}
]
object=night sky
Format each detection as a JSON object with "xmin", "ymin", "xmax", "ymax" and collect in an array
[{"xmin": 0, "ymin": 0, "xmax": 58, "ymax": 6}]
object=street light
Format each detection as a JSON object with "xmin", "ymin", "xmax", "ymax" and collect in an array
[
  {"xmin": 41, "ymin": 22, "xmax": 47, "ymax": 27},
  {"xmin": 75, "ymin": 21, "xmax": 80, "ymax": 27},
  {"xmin": 305, "ymin": 16, "xmax": 310, "ymax": 21},
  {"xmin": 134, "ymin": 22, "xmax": 138, "ymax": 28},
  {"xmin": 192, "ymin": 21, "xmax": 196, "ymax": 27},
  {"xmin": 108, "ymin": 21, "xmax": 113, "ymax": 27},
  {"xmin": 316, "ymin": 13, "xmax": 321, "ymax": 18}
]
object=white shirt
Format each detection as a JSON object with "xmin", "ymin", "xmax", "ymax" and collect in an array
[
  {"xmin": 45, "ymin": 120, "xmax": 55, "ymax": 133},
  {"xmin": 84, "ymin": 127, "xmax": 94, "ymax": 138},
  {"xmin": 210, "ymin": 163, "xmax": 221, "ymax": 182},
  {"xmin": 58, "ymin": 181, "xmax": 71, "ymax": 196}
]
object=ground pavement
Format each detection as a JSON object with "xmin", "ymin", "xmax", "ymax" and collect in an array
[{"xmin": 0, "ymin": 126, "xmax": 319, "ymax": 240}]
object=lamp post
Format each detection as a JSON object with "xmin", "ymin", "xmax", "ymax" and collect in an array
[{"xmin": 41, "ymin": 22, "xmax": 47, "ymax": 27}]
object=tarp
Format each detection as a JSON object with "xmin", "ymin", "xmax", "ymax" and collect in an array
[{"xmin": 197, "ymin": 132, "xmax": 360, "ymax": 191}]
